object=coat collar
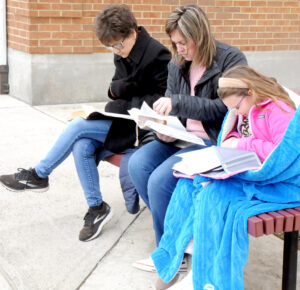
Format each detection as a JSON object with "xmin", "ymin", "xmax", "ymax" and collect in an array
[
  {"xmin": 115, "ymin": 26, "xmax": 151, "ymax": 64},
  {"xmin": 258, "ymin": 99, "xmax": 272, "ymax": 106}
]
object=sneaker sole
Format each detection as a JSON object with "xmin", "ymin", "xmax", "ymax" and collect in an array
[
  {"xmin": 132, "ymin": 261, "xmax": 157, "ymax": 272},
  {"xmin": 133, "ymin": 261, "xmax": 188, "ymax": 273},
  {"xmin": 0, "ymin": 181, "xmax": 49, "ymax": 193},
  {"xmin": 82, "ymin": 209, "xmax": 114, "ymax": 242}
]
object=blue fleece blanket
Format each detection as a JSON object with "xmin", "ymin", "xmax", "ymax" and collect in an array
[{"xmin": 151, "ymin": 107, "xmax": 300, "ymax": 290}]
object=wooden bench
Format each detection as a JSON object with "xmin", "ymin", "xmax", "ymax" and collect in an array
[
  {"xmin": 104, "ymin": 154, "xmax": 123, "ymax": 167},
  {"xmin": 105, "ymin": 154, "xmax": 299, "ymax": 289}
]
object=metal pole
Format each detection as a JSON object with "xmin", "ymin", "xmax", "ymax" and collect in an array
[{"xmin": 282, "ymin": 231, "xmax": 298, "ymax": 290}]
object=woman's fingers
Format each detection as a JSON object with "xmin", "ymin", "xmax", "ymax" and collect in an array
[{"xmin": 153, "ymin": 97, "xmax": 172, "ymax": 116}]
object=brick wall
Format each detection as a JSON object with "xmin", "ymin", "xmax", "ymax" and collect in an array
[{"xmin": 6, "ymin": 0, "xmax": 300, "ymax": 54}]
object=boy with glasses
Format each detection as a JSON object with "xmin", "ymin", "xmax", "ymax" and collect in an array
[{"xmin": 0, "ymin": 4, "xmax": 171, "ymax": 242}]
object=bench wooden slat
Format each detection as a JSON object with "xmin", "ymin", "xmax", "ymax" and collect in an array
[
  {"xmin": 257, "ymin": 213, "xmax": 274, "ymax": 235},
  {"xmin": 286, "ymin": 208, "xmax": 300, "ymax": 231},
  {"xmin": 277, "ymin": 210, "xmax": 295, "ymax": 232},
  {"xmin": 268, "ymin": 211, "xmax": 284, "ymax": 233},
  {"xmin": 248, "ymin": 216, "xmax": 264, "ymax": 237},
  {"xmin": 248, "ymin": 208, "xmax": 299, "ymax": 236}
]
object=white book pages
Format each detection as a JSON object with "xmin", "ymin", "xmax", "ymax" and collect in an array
[
  {"xmin": 129, "ymin": 102, "xmax": 205, "ymax": 145},
  {"xmin": 77, "ymin": 101, "xmax": 205, "ymax": 146},
  {"xmin": 173, "ymin": 147, "xmax": 221, "ymax": 176}
]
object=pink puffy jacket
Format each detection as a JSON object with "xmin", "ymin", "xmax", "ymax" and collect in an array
[{"xmin": 226, "ymin": 99, "xmax": 296, "ymax": 162}]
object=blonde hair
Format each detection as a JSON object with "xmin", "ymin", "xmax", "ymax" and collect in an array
[
  {"xmin": 165, "ymin": 5, "xmax": 216, "ymax": 67},
  {"xmin": 217, "ymin": 65, "xmax": 296, "ymax": 110}
]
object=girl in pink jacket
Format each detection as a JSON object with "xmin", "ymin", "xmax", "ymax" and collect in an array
[{"xmin": 217, "ymin": 65, "xmax": 296, "ymax": 162}]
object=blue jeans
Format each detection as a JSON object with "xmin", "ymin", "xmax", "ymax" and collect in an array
[
  {"xmin": 35, "ymin": 117, "xmax": 112, "ymax": 207},
  {"xmin": 128, "ymin": 140, "xmax": 212, "ymax": 245}
]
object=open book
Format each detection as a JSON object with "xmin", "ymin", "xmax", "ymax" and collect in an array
[
  {"xmin": 128, "ymin": 102, "xmax": 205, "ymax": 145},
  {"xmin": 173, "ymin": 146, "xmax": 262, "ymax": 179},
  {"xmin": 71, "ymin": 102, "xmax": 205, "ymax": 146}
]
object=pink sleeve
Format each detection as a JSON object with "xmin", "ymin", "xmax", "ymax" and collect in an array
[
  {"xmin": 237, "ymin": 104, "xmax": 295, "ymax": 162},
  {"xmin": 237, "ymin": 137, "xmax": 273, "ymax": 162}
]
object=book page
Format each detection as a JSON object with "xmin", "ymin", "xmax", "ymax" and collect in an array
[
  {"xmin": 69, "ymin": 104, "xmax": 133, "ymax": 121},
  {"xmin": 130, "ymin": 102, "xmax": 205, "ymax": 145},
  {"xmin": 148, "ymin": 121, "xmax": 205, "ymax": 145},
  {"xmin": 214, "ymin": 147, "xmax": 262, "ymax": 173},
  {"xmin": 128, "ymin": 102, "xmax": 184, "ymax": 129},
  {"xmin": 173, "ymin": 147, "xmax": 221, "ymax": 176},
  {"xmin": 97, "ymin": 110, "xmax": 133, "ymax": 120}
]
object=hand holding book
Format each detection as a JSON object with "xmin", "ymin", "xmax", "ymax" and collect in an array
[{"xmin": 152, "ymin": 97, "xmax": 172, "ymax": 116}]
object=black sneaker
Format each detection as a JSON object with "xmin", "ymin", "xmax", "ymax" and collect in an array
[
  {"xmin": 79, "ymin": 201, "xmax": 113, "ymax": 242},
  {"xmin": 0, "ymin": 168, "xmax": 49, "ymax": 192}
]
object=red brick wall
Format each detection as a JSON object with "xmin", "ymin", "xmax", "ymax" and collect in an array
[{"xmin": 6, "ymin": 0, "xmax": 300, "ymax": 54}]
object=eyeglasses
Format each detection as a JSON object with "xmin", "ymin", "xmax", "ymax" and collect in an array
[
  {"xmin": 233, "ymin": 95, "xmax": 247, "ymax": 110},
  {"xmin": 105, "ymin": 38, "xmax": 125, "ymax": 50}
]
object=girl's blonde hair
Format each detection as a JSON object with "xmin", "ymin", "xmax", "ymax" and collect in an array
[
  {"xmin": 217, "ymin": 65, "xmax": 296, "ymax": 110},
  {"xmin": 165, "ymin": 5, "xmax": 216, "ymax": 67}
]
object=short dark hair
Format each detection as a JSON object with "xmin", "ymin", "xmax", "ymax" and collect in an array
[{"xmin": 95, "ymin": 4, "xmax": 138, "ymax": 45}]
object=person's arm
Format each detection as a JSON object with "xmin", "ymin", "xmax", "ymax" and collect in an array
[
  {"xmin": 237, "ymin": 105, "xmax": 295, "ymax": 161},
  {"xmin": 107, "ymin": 55, "xmax": 134, "ymax": 100},
  {"xmin": 106, "ymin": 47, "xmax": 171, "ymax": 113},
  {"xmin": 129, "ymin": 51, "xmax": 171, "ymax": 109},
  {"xmin": 108, "ymin": 77, "xmax": 140, "ymax": 100},
  {"xmin": 165, "ymin": 62, "xmax": 226, "ymax": 121}
]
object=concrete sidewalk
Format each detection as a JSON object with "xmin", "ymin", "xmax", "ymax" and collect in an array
[{"xmin": 0, "ymin": 95, "xmax": 299, "ymax": 290}]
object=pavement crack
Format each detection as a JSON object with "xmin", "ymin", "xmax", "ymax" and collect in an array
[
  {"xmin": 75, "ymin": 207, "xmax": 146, "ymax": 290},
  {"xmin": 33, "ymin": 106, "xmax": 68, "ymax": 125}
]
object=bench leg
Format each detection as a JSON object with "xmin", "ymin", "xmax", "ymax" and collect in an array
[{"xmin": 282, "ymin": 231, "xmax": 298, "ymax": 290}]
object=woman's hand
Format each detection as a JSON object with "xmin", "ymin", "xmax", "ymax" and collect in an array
[
  {"xmin": 153, "ymin": 97, "xmax": 175, "ymax": 141},
  {"xmin": 156, "ymin": 132, "xmax": 176, "ymax": 143},
  {"xmin": 221, "ymin": 137, "xmax": 239, "ymax": 148},
  {"xmin": 153, "ymin": 97, "xmax": 172, "ymax": 116}
]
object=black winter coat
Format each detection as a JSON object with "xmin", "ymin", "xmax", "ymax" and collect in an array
[
  {"xmin": 167, "ymin": 41, "xmax": 247, "ymax": 144},
  {"xmin": 102, "ymin": 26, "xmax": 171, "ymax": 153}
]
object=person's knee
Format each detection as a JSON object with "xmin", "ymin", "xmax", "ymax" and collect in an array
[
  {"xmin": 128, "ymin": 149, "xmax": 144, "ymax": 178},
  {"xmin": 69, "ymin": 116, "xmax": 85, "ymax": 127},
  {"xmin": 73, "ymin": 139, "xmax": 85, "ymax": 157},
  {"xmin": 73, "ymin": 138, "xmax": 94, "ymax": 159},
  {"xmin": 67, "ymin": 117, "xmax": 86, "ymax": 134}
]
